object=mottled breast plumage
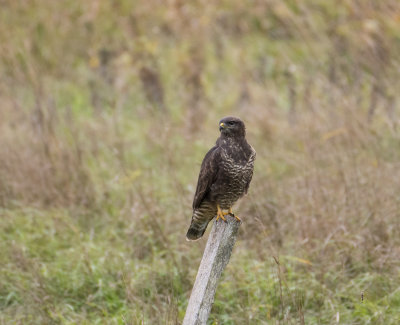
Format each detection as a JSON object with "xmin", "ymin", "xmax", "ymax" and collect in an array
[{"xmin": 210, "ymin": 138, "xmax": 256, "ymax": 209}]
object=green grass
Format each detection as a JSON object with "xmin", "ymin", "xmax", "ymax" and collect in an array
[{"xmin": 2, "ymin": 205, "xmax": 399, "ymax": 324}]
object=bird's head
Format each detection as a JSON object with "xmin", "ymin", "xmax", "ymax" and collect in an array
[{"xmin": 219, "ymin": 116, "xmax": 246, "ymax": 138}]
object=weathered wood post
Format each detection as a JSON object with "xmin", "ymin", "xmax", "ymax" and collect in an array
[{"xmin": 183, "ymin": 216, "xmax": 241, "ymax": 325}]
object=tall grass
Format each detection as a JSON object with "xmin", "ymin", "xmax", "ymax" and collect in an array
[{"xmin": 1, "ymin": 0, "xmax": 400, "ymax": 324}]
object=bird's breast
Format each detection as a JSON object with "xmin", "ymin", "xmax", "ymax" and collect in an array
[{"xmin": 213, "ymin": 150, "xmax": 255, "ymax": 208}]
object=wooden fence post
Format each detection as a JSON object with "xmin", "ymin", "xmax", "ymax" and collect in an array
[{"xmin": 183, "ymin": 216, "xmax": 241, "ymax": 325}]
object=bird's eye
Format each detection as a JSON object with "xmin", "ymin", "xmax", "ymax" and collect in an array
[{"xmin": 228, "ymin": 121, "xmax": 235, "ymax": 125}]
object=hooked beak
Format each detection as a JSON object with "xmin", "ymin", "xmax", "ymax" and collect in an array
[{"xmin": 219, "ymin": 122, "xmax": 225, "ymax": 131}]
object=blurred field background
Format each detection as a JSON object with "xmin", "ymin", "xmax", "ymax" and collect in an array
[{"xmin": 1, "ymin": 1, "xmax": 400, "ymax": 324}]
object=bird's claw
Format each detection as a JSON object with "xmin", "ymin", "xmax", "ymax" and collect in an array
[
  {"xmin": 216, "ymin": 204, "xmax": 227, "ymax": 222},
  {"xmin": 216, "ymin": 205, "xmax": 241, "ymax": 222},
  {"xmin": 232, "ymin": 214, "xmax": 241, "ymax": 222},
  {"xmin": 216, "ymin": 213, "xmax": 227, "ymax": 222},
  {"xmin": 227, "ymin": 207, "xmax": 241, "ymax": 222}
]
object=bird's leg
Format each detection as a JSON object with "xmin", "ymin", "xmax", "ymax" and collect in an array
[
  {"xmin": 216, "ymin": 204, "xmax": 227, "ymax": 222},
  {"xmin": 227, "ymin": 207, "xmax": 241, "ymax": 222},
  {"xmin": 222, "ymin": 208, "xmax": 231, "ymax": 216}
]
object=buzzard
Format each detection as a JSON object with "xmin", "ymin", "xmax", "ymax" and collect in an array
[{"xmin": 186, "ymin": 116, "xmax": 256, "ymax": 241}]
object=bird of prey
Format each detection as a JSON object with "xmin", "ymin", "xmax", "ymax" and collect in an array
[{"xmin": 186, "ymin": 116, "xmax": 256, "ymax": 241}]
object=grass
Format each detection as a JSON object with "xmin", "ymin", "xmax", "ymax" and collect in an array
[{"xmin": 1, "ymin": 0, "xmax": 400, "ymax": 324}]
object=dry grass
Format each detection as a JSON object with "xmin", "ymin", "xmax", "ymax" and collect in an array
[{"xmin": 1, "ymin": 0, "xmax": 400, "ymax": 324}]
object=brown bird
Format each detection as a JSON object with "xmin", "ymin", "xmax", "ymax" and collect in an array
[{"xmin": 186, "ymin": 116, "xmax": 256, "ymax": 241}]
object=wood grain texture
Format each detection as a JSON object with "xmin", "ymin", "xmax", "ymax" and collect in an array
[{"xmin": 183, "ymin": 216, "xmax": 241, "ymax": 325}]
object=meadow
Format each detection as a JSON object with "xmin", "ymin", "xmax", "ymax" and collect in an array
[{"xmin": 1, "ymin": 1, "xmax": 400, "ymax": 324}]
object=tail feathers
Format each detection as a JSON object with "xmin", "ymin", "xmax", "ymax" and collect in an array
[
  {"xmin": 186, "ymin": 227, "xmax": 206, "ymax": 241},
  {"xmin": 186, "ymin": 221, "xmax": 209, "ymax": 241},
  {"xmin": 186, "ymin": 204, "xmax": 216, "ymax": 241}
]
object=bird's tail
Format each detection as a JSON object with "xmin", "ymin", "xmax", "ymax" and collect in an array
[
  {"xmin": 186, "ymin": 207, "xmax": 214, "ymax": 241},
  {"xmin": 186, "ymin": 223, "xmax": 208, "ymax": 241}
]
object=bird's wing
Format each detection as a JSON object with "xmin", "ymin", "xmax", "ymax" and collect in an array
[
  {"xmin": 244, "ymin": 169, "xmax": 254, "ymax": 194},
  {"xmin": 192, "ymin": 146, "xmax": 220, "ymax": 210},
  {"xmin": 244, "ymin": 148, "xmax": 256, "ymax": 194}
]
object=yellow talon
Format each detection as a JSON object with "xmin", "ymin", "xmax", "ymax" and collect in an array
[
  {"xmin": 216, "ymin": 206, "xmax": 241, "ymax": 222},
  {"xmin": 228, "ymin": 207, "xmax": 241, "ymax": 222},
  {"xmin": 216, "ymin": 204, "xmax": 227, "ymax": 221}
]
